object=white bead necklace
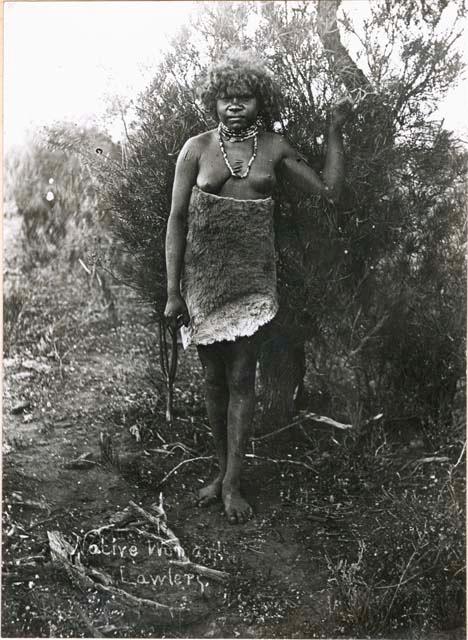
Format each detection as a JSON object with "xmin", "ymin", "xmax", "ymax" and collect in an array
[{"xmin": 218, "ymin": 123, "xmax": 258, "ymax": 179}]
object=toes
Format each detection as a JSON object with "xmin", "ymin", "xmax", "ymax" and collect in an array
[
  {"xmin": 241, "ymin": 508, "xmax": 253, "ymax": 523},
  {"xmin": 226, "ymin": 507, "xmax": 252, "ymax": 524},
  {"xmin": 198, "ymin": 495, "xmax": 216, "ymax": 508}
]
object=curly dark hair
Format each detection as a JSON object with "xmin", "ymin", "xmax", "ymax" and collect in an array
[{"xmin": 198, "ymin": 50, "xmax": 282, "ymax": 131}]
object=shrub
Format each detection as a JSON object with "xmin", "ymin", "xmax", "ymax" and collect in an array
[{"xmin": 97, "ymin": 0, "xmax": 466, "ymax": 430}]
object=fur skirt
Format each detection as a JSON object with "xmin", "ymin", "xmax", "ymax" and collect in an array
[{"xmin": 180, "ymin": 186, "xmax": 278, "ymax": 347}]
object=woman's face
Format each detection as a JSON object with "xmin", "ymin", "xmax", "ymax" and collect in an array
[{"xmin": 216, "ymin": 88, "xmax": 259, "ymax": 130}]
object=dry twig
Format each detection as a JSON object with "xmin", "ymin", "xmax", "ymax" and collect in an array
[
  {"xmin": 245, "ymin": 453, "xmax": 316, "ymax": 472},
  {"xmin": 157, "ymin": 456, "xmax": 214, "ymax": 487},
  {"xmin": 452, "ymin": 441, "xmax": 466, "ymax": 470},
  {"xmin": 414, "ymin": 456, "xmax": 449, "ymax": 465},
  {"xmin": 170, "ymin": 560, "xmax": 229, "ymax": 583},
  {"xmin": 383, "ymin": 550, "xmax": 417, "ymax": 623},
  {"xmin": 128, "ymin": 500, "xmax": 187, "ymax": 561}
]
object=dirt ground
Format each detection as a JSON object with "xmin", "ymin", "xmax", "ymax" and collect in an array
[
  {"xmin": 2, "ymin": 300, "xmax": 335, "ymax": 637},
  {"xmin": 2, "ymin": 215, "xmax": 465, "ymax": 639}
]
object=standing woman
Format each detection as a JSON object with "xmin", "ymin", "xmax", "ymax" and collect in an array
[{"xmin": 165, "ymin": 52, "xmax": 350, "ymax": 524}]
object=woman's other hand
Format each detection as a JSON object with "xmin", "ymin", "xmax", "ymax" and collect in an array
[
  {"xmin": 164, "ymin": 293, "xmax": 190, "ymax": 329},
  {"xmin": 330, "ymin": 97, "xmax": 354, "ymax": 128}
]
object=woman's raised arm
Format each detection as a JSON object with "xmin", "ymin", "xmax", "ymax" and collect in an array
[{"xmin": 278, "ymin": 98, "xmax": 352, "ymax": 203}]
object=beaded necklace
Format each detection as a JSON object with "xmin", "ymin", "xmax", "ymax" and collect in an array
[
  {"xmin": 218, "ymin": 122, "xmax": 258, "ymax": 179},
  {"xmin": 218, "ymin": 121, "xmax": 258, "ymax": 142}
]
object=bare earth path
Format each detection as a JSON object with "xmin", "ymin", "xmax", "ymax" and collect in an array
[{"xmin": 2, "ymin": 267, "xmax": 335, "ymax": 638}]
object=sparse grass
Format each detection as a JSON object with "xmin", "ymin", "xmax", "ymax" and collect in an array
[
  {"xmin": 325, "ymin": 480, "xmax": 464, "ymax": 635},
  {"xmin": 3, "ymin": 285, "xmax": 27, "ymax": 357},
  {"xmin": 315, "ymin": 422, "xmax": 466, "ymax": 637}
]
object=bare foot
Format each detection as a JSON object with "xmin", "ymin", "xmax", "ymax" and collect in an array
[
  {"xmin": 198, "ymin": 476, "xmax": 223, "ymax": 507},
  {"xmin": 223, "ymin": 486, "xmax": 253, "ymax": 524}
]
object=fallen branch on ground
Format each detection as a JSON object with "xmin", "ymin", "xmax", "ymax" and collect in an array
[
  {"xmin": 128, "ymin": 499, "xmax": 231, "ymax": 582},
  {"xmin": 47, "ymin": 530, "xmax": 181, "ymax": 616},
  {"xmin": 115, "ymin": 526, "xmax": 174, "ymax": 546},
  {"xmin": 163, "ymin": 442, "xmax": 198, "ymax": 455},
  {"xmin": 414, "ymin": 456, "xmax": 449, "ymax": 465},
  {"xmin": 63, "ymin": 452, "xmax": 98, "ymax": 470},
  {"xmin": 252, "ymin": 411, "xmax": 352, "ymax": 443},
  {"xmin": 170, "ymin": 560, "xmax": 229, "ymax": 583},
  {"xmin": 128, "ymin": 500, "xmax": 187, "ymax": 561},
  {"xmin": 10, "ymin": 497, "xmax": 51, "ymax": 513}
]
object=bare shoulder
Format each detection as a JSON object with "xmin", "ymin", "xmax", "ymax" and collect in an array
[
  {"xmin": 261, "ymin": 131, "xmax": 284, "ymax": 146},
  {"xmin": 182, "ymin": 130, "xmax": 216, "ymax": 157},
  {"xmin": 261, "ymin": 131, "xmax": 295, "ymax": 159}
]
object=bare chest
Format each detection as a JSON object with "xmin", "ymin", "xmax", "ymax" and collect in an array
[{"xmin": 196, "ymin": 136, "xmax": 277, "ymax": 199}]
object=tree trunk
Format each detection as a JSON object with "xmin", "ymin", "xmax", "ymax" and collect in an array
[
  {"xmin": 259, "ymin": 1, "xmax": 372, "ymax": 430},
  {"xmin": 316, "ymin": 0, "xmax": 373, "ymax": 96},
  {"xmin": 259, "ymin": 327, "xmax": 306, "ymax": 429}
]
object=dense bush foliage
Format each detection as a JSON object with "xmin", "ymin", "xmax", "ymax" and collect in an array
[{"xmin": 6, "ymin": 0, "xmax": 465, "ymax": 432}]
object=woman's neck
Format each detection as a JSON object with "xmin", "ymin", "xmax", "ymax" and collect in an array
[{"xmin": 218, "ymin": 121, "xmax": 259, "ymax": 142}]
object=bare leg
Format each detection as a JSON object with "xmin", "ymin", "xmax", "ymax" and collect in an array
[
  {"xmin": 197, "ymin": 344, "xmax": 229, "ymax": 506},
  {"xmin": 223, "ymin": 335, "xmax": 258, "ymax": 524}
]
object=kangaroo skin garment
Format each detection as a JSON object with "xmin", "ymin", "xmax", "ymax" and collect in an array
[{"xmin": 180, "ymin": 186, "xmax": 278, "ymax": 347}]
